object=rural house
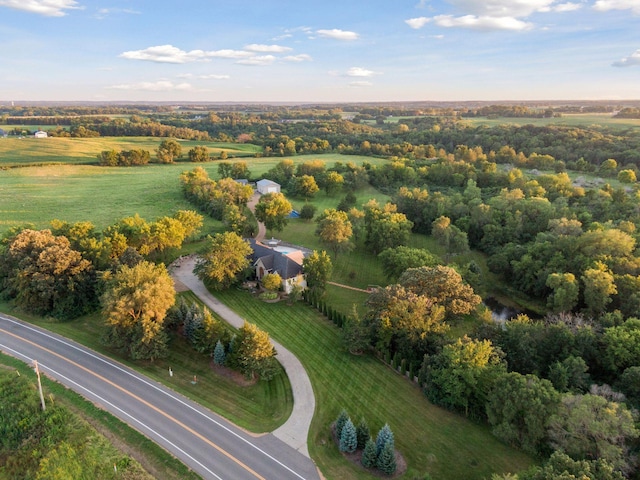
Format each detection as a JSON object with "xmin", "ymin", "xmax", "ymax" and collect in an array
[
  {"xmin": 256, "ymin": 179, "xmax": 280, "ymax": 194},
  {"xmin": 249, "ymin": 239, "xmax": 307, "ymax": 294}
]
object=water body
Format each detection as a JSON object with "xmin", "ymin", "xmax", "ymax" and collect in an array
[{"xmin": 483, "ymin": 297, "xmax": 540, "ymax": 325}]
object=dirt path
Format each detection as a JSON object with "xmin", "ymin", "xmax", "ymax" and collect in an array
[{"xmin": 327, "ymin": 281, "xmax": 371, "ymax": 293}]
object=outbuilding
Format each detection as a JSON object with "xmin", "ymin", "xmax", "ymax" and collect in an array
[
  {"xmin": 34, "ymin": 130, "xmax": 48, "ymax": 138},
  {"xmin": 256, "ymin": 179, "xmax": 280, "ymax": 195}
]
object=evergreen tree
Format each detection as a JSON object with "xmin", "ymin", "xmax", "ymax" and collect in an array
[
  {"xmin": 376, "ymin": 424, "xmax": 395, "ymax": 456},
  {"xmin": 356, "ymin": 417, "xmax": 371, "ymax": 450},
  {"xmin": 335, "ymin": 409, "xmax": 349, "ymax": 438},
  {"xmin": 377, "ymin": 441, "xmax": 398, "ymax": 475},
  {"xmin": 361, "ymin": 438, "xmax": 377, "ymax": 468},
  {"xmin": 339, "ymin": 418, "xmax": 357, "ymax": 453},
  {"xmin": 213, "ymin": 340, "xmax": 226, "ymax": 365}
]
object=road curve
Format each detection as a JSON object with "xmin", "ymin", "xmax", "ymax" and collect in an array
[
  {"xmin": 0, "ymin": 313, "xmax": 320, "ymax": 480},
  {"xmin": 171, "ymin": 257, "xmax": 316, "ymax": 458}
]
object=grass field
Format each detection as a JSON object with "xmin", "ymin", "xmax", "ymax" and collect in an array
[
  {"xmin": 461, "ymin": 113, "xmax": 640, "ymax": 131},
  {"xmin": 0, "ymin": 136, "xmax": 261, "ymax": 167},
  {"xmin": 214, "ymin": 289, "xmax": 534, "ymax": 480},
  {"xmin": 0, "ymin": 296, "xmax": 293, "ymax": 433}
]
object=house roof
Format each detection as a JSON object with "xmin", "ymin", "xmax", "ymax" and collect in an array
[
  {"xmin": 256, "ymin": 179, "xmax": 280, "ymax": 188},
  {"xmin": 249, "ymin": 239, "xmax": 303, "ymax": 279}
]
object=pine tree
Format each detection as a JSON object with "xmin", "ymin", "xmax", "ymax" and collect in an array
[
  {"xmin": 339, "ymin": 418, "xmax": 357, "ymax": 453},
  {"xmin": 361, "ymin": 438, "xmax": 377, "ymax": 468},
  {"xmin": 213, "ymin": 340, "xmax": 226, "ymax": 365},
  {"xmin": 335, "ymin": 409, "xmax": 349, "ymax": 439},
  {"xmin": 356, "ymin": 417, "xmax": 370, "ymax": 450},
  {"xmin": 376, "ymin": 441, "xmax": 397, "ymax": 475},
  {"xmin": 376, "ymin": 424, "xmax": 395, "ymax": 456}
]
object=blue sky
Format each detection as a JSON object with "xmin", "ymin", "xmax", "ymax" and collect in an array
[{"xmin": 1, "ymin": 0, "xmax": 639, "ymax": 102}]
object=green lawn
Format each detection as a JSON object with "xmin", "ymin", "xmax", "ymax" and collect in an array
[
  {"xmin": 0, "ymin": 298, "xmax": 293, "ymax": 434},
  {"xmin": 214, "ymin": 289, "xmax": 534, "ymax": 480},
  {"xmin": 461, "ymin": 113, "xmax": 640, "ymax": 131}
]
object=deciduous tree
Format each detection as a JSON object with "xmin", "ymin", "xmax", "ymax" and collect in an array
[
  {"xmin": 315, "ymin": 209, "xmax": 353, "ymax": 257},
  {"xmin": 156, "ymin": 139, "xmax": 182, "ymax": 164},
  {"xmin": 195, "ymin": 232, "xmax": 252, "ymax": 290},
  {"xmin": 254, "ymin": 192, "xmax": 293, "ymax": 233}
]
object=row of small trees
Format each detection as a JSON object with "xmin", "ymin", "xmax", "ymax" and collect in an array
[{"xmin": 334, "ymin": 409, "xmax": 397, "ymax": 475}]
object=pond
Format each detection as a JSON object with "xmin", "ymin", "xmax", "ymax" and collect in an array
[{"xmin": 483, "ymin": 297, "xmax": 540, "ymax": 325}]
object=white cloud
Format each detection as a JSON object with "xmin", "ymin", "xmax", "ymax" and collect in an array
[
  {"xmin": 433, "ymin": 14, "xmax": 533, "ymax": 30},
  {"xmin": 552, "ymin": 2, "xmax": 582, "ymax": 12},
  {"xmin": 199, "ymin": 74, "xmax": 231, "ymax": 79},
  {"xmin": 446, "ymin": 0, "xmax": 556, "ymax": 17},
  {"xmin": 0, "ymin": 0, "xmax": 80, "ymax": 17},
  {"xmin": 236, "ymin": 55, "xmax": 276, "ymax": 66},
  {"xmin": 406, "ymin": 17, "xmax": 432, "ymax": 29},
  {"xmin": 316, "ymin": 29, "xmax": 359, "ymax": 40},
  {"xmin": 244, "ymin": 44, "xmax": 292, "ymax": 53},
  {"xmin": 349, "ymin": 81, "xmax": 373, "ymax": 87},
  {"xmin": 108, "ymin": 80, "xmax": 193, "ymax": 91},
  {"xmin": 612, "ymin": 49, "xmax": 640, "ymax": 67},
  {"xmin": 283, "ymin": 54, "xmax": 312, "ymax": 62},
  {"xmin": 94, "ymin": 7, "xmax": 140, "ymax": 19},
  {"xmin": 119, "ymin": 45, "xmax": 252, "ymax": 63},
  {"xmin": 347, "ymin": 67, "xmax": 376, "ymax": 77},
  {"xmin": 594, "ymin": 0, "xmax": 640, "ymax": 14}
]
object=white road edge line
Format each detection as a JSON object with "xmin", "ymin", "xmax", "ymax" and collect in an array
[
  {"xmin": 0, "ymin": 342, "xmax": 224, "ymax": 480},
  {"xmin": 0, "ymin": 315, "xmax": 308, "ymax": 480}
]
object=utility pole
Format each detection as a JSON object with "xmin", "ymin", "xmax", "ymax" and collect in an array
[{"xmin": 33, "ymin": 360, "xmax": 46, "ymax": 411}]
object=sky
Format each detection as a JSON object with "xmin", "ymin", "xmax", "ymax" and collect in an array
[{"xmin": 0, "ymin": 0, "xmax": 639, "ymax": 103}]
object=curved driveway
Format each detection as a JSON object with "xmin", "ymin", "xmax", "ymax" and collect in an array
[
  {"xmin": 171, "ymin": 257, "xmax": 316, "ymax": 458},
  {"xmin": 0, "ymin": 312, "xmax": 320, "ymax": 480}
]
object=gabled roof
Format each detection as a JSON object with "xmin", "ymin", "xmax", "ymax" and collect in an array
[
  {"xmin": 249, "ymin": 239, "xmax": 303, "ymax": 279},
  {"xmin": 256, "ymin": 179, "xmax": 280, "ymax": 187}
]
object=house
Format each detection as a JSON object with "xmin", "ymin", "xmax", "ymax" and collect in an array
[
  {"xmin": 34, "ymin": 130, "xmax": 48, "ymax": 138},
  {"xmin": 256, "ymin": 179, "xmax": 280, "ymax": 195},
  {"xmin": 249, "ymin": 239, "xmax": 307, "ymax": 294}
]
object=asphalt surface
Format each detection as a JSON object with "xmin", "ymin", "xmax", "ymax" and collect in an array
[{"xmin": 0, "ymin": 313, "xmax": 321, "ymax": 480}]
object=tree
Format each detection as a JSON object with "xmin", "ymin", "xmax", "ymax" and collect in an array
[
  {"xmin": 188, "ymin": 145, "xmax": 209, "ymax": 162},
  {"xmin": 582, "ymin": 262, "xmax": 617, "ymax": 316},
  {"xmin": 303, "ymin": 250, "xmax": 333, "ymax": 294},
  {"xmin": 548, "ymin": 355, "xmax": 590, "ymax": 393},
  {"xmin": 342, "ymin": 306, "xmax": 370, "ymax": 355},
  {"xmin": 261, "ymin": 272, "xmax": 282, "ymax": 291},
  {"xmin": 315, "ymin": 209, "xmax": 353, "ymax": 257},
  {"xmin": 364, "ymin": 201, "xmax": 413, "ymax": 254},
  {"xmin": 194, "ymin": 232, "xmax": 252, "ymax": 290},
  {"xmin": 601, "ymin": 318, "xmax": 640, "ymax": 374},
  {"xmin": 233, "ymin": 322, "xmax": 278, "ymax": 380},
  {"xmin": 339, "ymin": 418, "xmax": 357, "ymax": 453},
  {"xmin": 364, "ymin": 284, "xmax": 448, "ymax": 352},
  {"xmin": 548, "ymin": 394, "xmax": 638, "ymax": 473},
  {"xmin": 521, "ymin": 451, "xmax": 624, "ymax": 480},
  {"xmin": 486, "ymin": 372, "xmax": 560, "ymax": 455},
  {"xmin": 335, "ymin": 409, "xmax": 349, "ymax": 439},
  {"xmin": 378, "ymin": 246, "xmax": 440, "ymax": 282},
  {"xmin": 361, "ymin": 438, "xmax": 377, "ymax": 468},
  {"xmin": 0, "ymin": 229, "xmax": 96, "ymax": 319},
  {"xmin": 424, "ymin": 336, "xmax": 505, "ymax": 418},
  {"xmin": 156, "ymin": 139, "xmax": 182, "ymax": 163},
  {"xmin": 299, "ymin": 204, "xmax": 317, "ymax": 221},
  {"xmin": 291, "ymin": 174, "xmax": 319, "ymax": 198},
  {"xmin": 213, "ymin": 340, "xmax": 226, "ymax": 365},
  {"xmin": 376, "ymin": 441, "xmax": 397, "ymax": 475},
  {"xmin": 101, "ymin": 261, "xmax": 175, "ymax": 360},
  {"xmin": 375, "ymin": 424, "xmax": 395, "ymax": 456},
  {"xmin": 617, "ymin": 169, "xmax": 636, "ymax": 183},
  {"xmin": 323, "ymin": 171, "xmax": 345, "ymax": 195},
  {"xmin": 254, "ymin": 192, "xmax": 292, "ymax": 233},
  {"xmin": 399, "ymin": 265, "xmax": 481, "ymax": 318},
  {"xmin": 546, "ymin": 272, "xmax": 579, "ymax": 313},
  {"xmin": 356, "ymin": 417, "xmax": 370, "ymax": 450}
]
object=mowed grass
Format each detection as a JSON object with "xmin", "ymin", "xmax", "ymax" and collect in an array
[
  {"xmin": 0, "ymin": 136, "xmax": 261, "ymax": 167},
  {"xmin": 0, "ymin": 298, "xmax": 293, "ymax": 433},
  {"xmin": 214, "ymin": 289, "xmax": 534, "ymax": 480}
]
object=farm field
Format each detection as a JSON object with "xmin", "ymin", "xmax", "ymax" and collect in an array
[
  {"xmin": 460, "ymin": 113, "xmax": 640, "ymax": 131},
  {"xmin": 0, "ymin": 153, "xmax": 386, "ymax": 236},
  {"xmin": 0, "ymin": 136, "xmax": 261, "ymax": 167}
]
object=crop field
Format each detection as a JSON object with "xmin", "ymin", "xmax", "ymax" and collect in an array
[{"xmin": 0, "ymin": 136, "xmax": 261, "ymax": 167}]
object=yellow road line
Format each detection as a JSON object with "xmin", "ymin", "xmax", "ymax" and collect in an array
[{"xmin": 0, "ymin": 327, "xmax": 265, "ymax": 480}]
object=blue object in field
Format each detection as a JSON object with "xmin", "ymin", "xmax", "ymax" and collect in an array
[{"xmin": 289, "ymin": 210, "xmax": 300, "ymax": 218}]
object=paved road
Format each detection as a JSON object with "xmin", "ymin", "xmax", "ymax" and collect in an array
[
  {"xmin": 0, "ymin": 313, "xmax": 321, "ymax": 480},
  {"xmin": 172, "ymin": 257, "xmax": 316, "ymax": 458}
]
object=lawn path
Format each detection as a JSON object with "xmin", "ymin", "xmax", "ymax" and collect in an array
[{"xmin": 170, "ymin": 256, "xmax": 316, "ymax": 459}]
